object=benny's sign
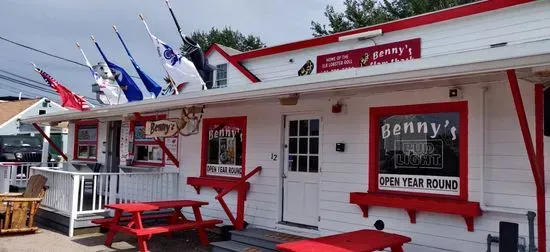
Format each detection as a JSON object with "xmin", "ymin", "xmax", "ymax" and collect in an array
[{"xmin": 145, "ymin": 120, "xmax": 179, "ymax": 138}]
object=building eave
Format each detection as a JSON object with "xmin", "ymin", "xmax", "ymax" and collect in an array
[{"xmin": 22, "ymin": 38, "xmax": 550, "ymax": 124}]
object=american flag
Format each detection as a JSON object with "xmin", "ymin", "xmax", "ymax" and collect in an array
[{"xmin": 34, "ymin": 67, "xmax": 91, "ymax": 111}]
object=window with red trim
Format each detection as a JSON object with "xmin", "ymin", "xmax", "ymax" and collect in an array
[
  {"xmin": 369, "ymin": 101, "xmax": 468, "ymax": 200},
  {"xmin": 74, "ymin": 121, "xmax": 98, "ymax": 161},
  {"xmin": 130, "ymin": 115, "xmax": 166, "ymax": 166},
  {"xmin": 201, "ymin": 117, "xmax": 247, "ymax": 178}
]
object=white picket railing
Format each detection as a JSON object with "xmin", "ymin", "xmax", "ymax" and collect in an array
[
  {"xmin": 29, "ymin": 167, "xmax": 181, "ymax": 236},
  {"xmin": 0, "ymin": 162, "xmax": 58, "ymax": 192}
]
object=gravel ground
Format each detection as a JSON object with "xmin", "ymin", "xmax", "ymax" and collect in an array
[{"xmin": 0, "ymin": 225, "xmax": 222, "ymax": 252}]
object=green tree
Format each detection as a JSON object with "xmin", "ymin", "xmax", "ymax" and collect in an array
[
  {"xmin": 311, "ymin": 0, "xmax": 478, "ymax": 37},
  {"xmin": 186, "ymin": 27, "xmax": 266, "ymax": 52}
]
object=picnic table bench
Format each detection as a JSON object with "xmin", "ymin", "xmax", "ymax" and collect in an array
[
  {"xmin": 92, "ymin": 200, "xmax": 222, "ymax": 252},
  {"xmin": 276, "ymin": 229, "xmax": 412, "ymax": 252}
]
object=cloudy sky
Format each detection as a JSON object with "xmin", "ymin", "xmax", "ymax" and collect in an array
[{"xmin": 0, "ymin": 0, "xmax": 343, "ymax": 104}]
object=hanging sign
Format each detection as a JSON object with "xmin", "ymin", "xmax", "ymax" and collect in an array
[
  {"xmin": 317, "ymin": 38, "xmax": 421, "ymax": 73},
  {"xmin": 377, "ymin": 111, "xmax": 461, "ymax": 196},
  {"xmin": 145, "ymin": 120, "xmax": 178, "ymax": 138}
]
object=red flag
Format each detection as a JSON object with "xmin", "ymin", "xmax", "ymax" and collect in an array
[{"xmin": 34, "ymin": 67, "xmax": 91, "ymax": 111}]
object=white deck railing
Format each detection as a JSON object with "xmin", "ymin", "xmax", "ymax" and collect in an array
[
  {"xmin": 0, "ymin": 162, "xmax": 57, "ymax": 191},
  {"xmin": 29, "ymin": 167, "xmax": 181, "ymax": 237}
]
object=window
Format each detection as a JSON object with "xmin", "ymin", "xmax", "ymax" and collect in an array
[
  {"xmin": 39, "ymin": 110, "xmax": 46, "ymax": 115},
  {"xmin": 288, "ymin": 119, "xmax": 320, "ymax": 173},
  {"xmin": 215, "ymin": 64, "xmax": 227, "ymax": 88},
  {"xmin": 201, "ymin": 117, "xmax": 247, "ymax": 178},
  {"xmin": 132, "ymin": 123, "xmax": 163, "ymax": 165},
  {"xmin": 369, "ymin": 101, "xmax": 468, "ymax": 199},
  {"xmin": 74, "ymin": 122, "xmax": 98, "ymax": 160}
]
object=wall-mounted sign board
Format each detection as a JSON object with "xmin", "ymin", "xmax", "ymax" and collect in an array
[
  {"xmin": 317, "ymin": 38, "xmax": 421, "ymax": 73},
  {"xmin": 145, "ymin": 120, "xmax": 179, "ymax": 138}
]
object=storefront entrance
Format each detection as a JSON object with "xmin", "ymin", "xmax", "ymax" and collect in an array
[
  {"xmin": 106, "ymin": 121, "xmax": 121, "ymax": 173},
  {"xmin": 282, "ymin": 115, "xmax": 320, "ymax": 227}
]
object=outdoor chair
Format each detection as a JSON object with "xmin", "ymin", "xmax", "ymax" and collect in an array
[{"xmin": 0, "ymin": 174, "xmax": 47, "ymax": 234}]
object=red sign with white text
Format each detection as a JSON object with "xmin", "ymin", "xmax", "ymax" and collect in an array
[{"xmin": 316, "ymin": 38, "xmax": 421, "ymax": 73}]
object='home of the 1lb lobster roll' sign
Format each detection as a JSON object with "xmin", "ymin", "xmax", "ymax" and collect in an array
[{"xmin": 317, "ymin": 38, "xmax": 421, "ymax": 73}]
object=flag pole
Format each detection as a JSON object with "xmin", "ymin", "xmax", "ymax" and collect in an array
[
  {"xmin": 139, "ymin": 13, "xmax": 179, "ymax": 95},
  {"xmin": 113, "ymin": 25, "xmax": 158, "ymax": 99},
  {"xmin": 165, "ymin": 0, "xmax": 184, "ymax": 43},
  {"xmin": 112, "ymin": 25, "xmax": 136, "ymax": 65},
  {"xmin": 75, "ymin": 42, "xmax": 95, "ymax": 74}
]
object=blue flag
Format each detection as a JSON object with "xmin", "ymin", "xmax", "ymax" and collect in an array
[
  {"xmin": 114, "ymin": 27, "xmax": 162, "ymax": 97},
  {"xmin": 93, "ymin": 40, "xmax": 144, "ymax": 102}
]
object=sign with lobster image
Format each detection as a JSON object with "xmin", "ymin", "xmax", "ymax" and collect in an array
[
  {"xmin": 143, "ymin": 106, "xmax": 204, "ymax": 138},
  {"xmin": 316, "ymin": 38, "xmax": 421, "ymax": 73}
]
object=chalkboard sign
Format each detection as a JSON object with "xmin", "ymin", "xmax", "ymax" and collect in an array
[{"xmin": 377, "ymin": 111, "xmax": 461, "ymax": 196}]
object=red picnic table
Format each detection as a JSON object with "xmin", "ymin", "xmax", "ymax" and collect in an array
[
  {"xmin": 92, "ymin": 200, "xmax": 222, "ymax": 252},
  {"xmin": 276, "ymin": 229, "xmax": 412, "ymax": 252}
]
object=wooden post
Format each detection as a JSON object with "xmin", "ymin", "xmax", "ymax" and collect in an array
[
  {"xmin": 534, "ymin": 84, "xmax": 546, "ymax": 252},
  {"xmin": 69, "ymin": 174, "xmax": 80, "ymax": 237},
  {"xmin": 40, "ymin": 125, "xmax": 50, "ymax": 165}
]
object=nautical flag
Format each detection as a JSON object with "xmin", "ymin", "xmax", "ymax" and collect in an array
[
  {"xmin": 164, "ymin": 0, "xmax": 214, "ymax": 89},
  {"xmin": 76, "ymin": 43, "xmax": 127, "ymax": 105},
  {"xmin": 92, "ymin": 37, "xmax": 144, "ymax": 102},
  {"xmin": 140, "ymin": 15, "xmax": 205, "ymax": 94},
  {"xmin": 113, "ymin": 26, "xmax": 162, "ymax": 98},
  {"xmin": 34, "ymin": 66, "xmax": 91, "ymax": 111},
  {"xmin": 182, "ymin": 35, "xmax": 215, "ymax": 89}
]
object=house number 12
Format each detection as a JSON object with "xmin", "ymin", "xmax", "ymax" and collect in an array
[{"xmin": 271, "ymin": 153, "xmax": 278, "ymax": 161}]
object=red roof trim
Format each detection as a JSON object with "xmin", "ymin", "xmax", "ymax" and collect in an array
[
  {"xmin": 205, "ymin": 44, "xmax": 261, "ymax": 83},
  {"xmin": 231, "ymin": 0, "xmax": 535, "ymax": 61}
]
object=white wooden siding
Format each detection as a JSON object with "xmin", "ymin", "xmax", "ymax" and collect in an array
[
  {"xmin": 207, "ymin": 50, "xmax": 250, "ymax": 87},
  {"xmin": 174, "ymin": 77, "xmax": 549, "ymax": 251},
  {"xmin": 236, "ymin": 1, "xmax": 550, "ymax": 85}
]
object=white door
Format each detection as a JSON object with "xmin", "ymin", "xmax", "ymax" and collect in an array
[{"xmin": 282, "ymin": 116, "xmax": 320, "ymax": 227}]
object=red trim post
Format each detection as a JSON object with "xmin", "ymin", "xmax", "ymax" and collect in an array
[
  {"xmin": 32, "ymin": 123, "xmax": 68, "ymax": 161},
  {"xmin": 133, "ymin": 112, "xmax": 179, "ymax": 168},
  {"xmin": 534, "ymin": 84, "xmax": 546, "ymax": 252},
  {"xmin": 507, "ymin": 70, "xmax": 543, "ymax": 187}
]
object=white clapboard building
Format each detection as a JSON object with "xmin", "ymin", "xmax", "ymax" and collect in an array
[{"xmin": 22, "ymin": 1, "xmax": 550, "ymax": 250}]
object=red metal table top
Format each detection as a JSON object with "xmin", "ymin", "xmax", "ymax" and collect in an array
[
  {"xmin": 105, "ymin": 203, "xmax": 159, "ymax": 212},
  {"xmin": 145, "ymin": 200, "xmax": 209, "ymax": 209},
  {"xmin": 276, "ymin": 229, "xmax": 412, "ymax": 252}
]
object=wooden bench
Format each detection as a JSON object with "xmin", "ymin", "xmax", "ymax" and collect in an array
[
  {"xmin": 277, "ymin": 229, "xmax": 411, "ymax": 252},
  {"xmin": 92, "ymin": 213, "xmax": 174, "ymax": 227},
  {"xmin": 116, "ymin": 219, "xmax": 223, "ymax": 237}
]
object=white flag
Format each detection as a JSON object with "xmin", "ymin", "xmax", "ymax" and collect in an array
[
  {"xmin": 91, "ymin": 62, "xmax": 127, "ymax": 104},
  {"xmin": 140, "ymin": 16, "xmax": 206, "ymax": 94},
  {"xmin": 77, "ymin": 43, "xmax": 126, "ymax": 105}
]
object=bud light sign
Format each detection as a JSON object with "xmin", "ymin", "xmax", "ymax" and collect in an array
[{"xmin": 377, "ymin": 110, "xmax": 461, "ymax": 196}]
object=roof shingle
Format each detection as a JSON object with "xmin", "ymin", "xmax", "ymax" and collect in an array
[{"xmin": 0, "ymin": 99, "xmax": 40, "ymax": 126}]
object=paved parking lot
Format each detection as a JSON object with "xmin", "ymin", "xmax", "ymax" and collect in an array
[{"xmin": 0, "ymin": 225, "xmax": 220, "ymax": 252}]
